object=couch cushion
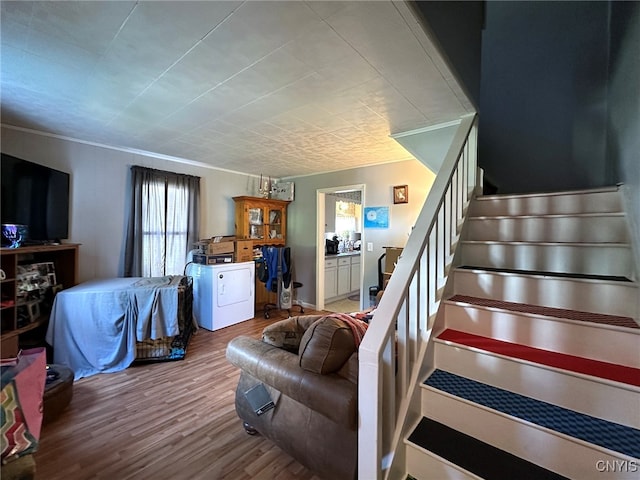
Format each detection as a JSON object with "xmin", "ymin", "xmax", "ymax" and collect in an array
[
  {"xmin": 226, "ymin": 336, "xmax": 358, "ymax": 428},
  {"xmin": 336, "ymin": 352, "xmax": 359, "ymax": 384},
  {"xmin": 298, "ymin": 316, "xmax": 355, "ymax": 374},
  {"xmin": 262, "ymin": 315, "xmax": 324, "ymax": 352}
]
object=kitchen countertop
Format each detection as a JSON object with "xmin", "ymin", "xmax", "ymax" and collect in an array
[{"xmin": 325, "ymin": 251, "xmax": 361, "ymax": 258}]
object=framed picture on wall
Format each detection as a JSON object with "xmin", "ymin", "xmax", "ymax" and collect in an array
[
  {"xmin": 364, "ymin": 207, "xmax": 389, "ymax": 229},
  {"xmin": 272, "ymin": 181, "xmax": 295, "ymax": 201},
  {"xmin": 393, "ymin": 185, "xmax": 408, "ymax": 204}
]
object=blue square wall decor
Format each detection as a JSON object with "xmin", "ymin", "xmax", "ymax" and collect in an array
[{"xmin": 364, "ymin": 207, "xmax": 389, "ymax": 229}]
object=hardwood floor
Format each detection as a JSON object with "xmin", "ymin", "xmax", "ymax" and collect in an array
[
  {"xmin": 35, "ymin": 309, "xmax": 325, "ymax": 480},
  {"xmin": 324, "ymin": 297, "xmax": 361, "ymax": 314}
]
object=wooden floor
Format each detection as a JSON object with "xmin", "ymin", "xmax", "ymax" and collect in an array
[{"xmin": 35, "ymin": 308, "xmax": 325, "ymax": 480}]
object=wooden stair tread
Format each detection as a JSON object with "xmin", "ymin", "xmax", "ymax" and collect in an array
[
  {"xmin": 457, "ymin": 265, "xmax": 634, "ymax": 283},
  {"xmin": 423, "ymin": 370, "xmax": 640, "ymax": 458},
  {"xmin": 408, "ymin": 417, "xmax": 569, "ymax": 480},
  {"xmin": 437, "ymin": 329, "xmax": 640, "ymax": 387},
  {"xmin": 447, "ymin": 294, "xmax": 639, "ymax": 329}
]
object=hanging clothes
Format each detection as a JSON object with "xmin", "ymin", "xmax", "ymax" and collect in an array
[
  {"xmin": 261, "ymin": 246, "xmax": 287, "ymax": 292},
  {"xmin": 258, "ymin": 246, "xmax": 303, "ymax": 318},
  {"xmin": 282, "ymin": 247, "xmax": 292, "ymax": 289}
]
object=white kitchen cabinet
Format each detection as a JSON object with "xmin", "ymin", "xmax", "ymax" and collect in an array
[
  {"xmin": 324, "ymin": 254, "xmax": 361, "ymax": 301},
  {"xmin": 337, "ymin": 257, "xmax": 351, "ymax": 296},
  {"xmin": 324, "ymin": 257, "xmax": 338, "ymax": 300},
  {"xmin": 325, "ymin": 195, "xmax": 337, "ymax": 233},
  {"xmin": 350, "ymin": 255, "xmax": 361, "ymax": 292}
]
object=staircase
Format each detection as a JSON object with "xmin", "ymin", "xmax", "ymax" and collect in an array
[{"xmin": 403, "ymin": 187, "xmax": 640, "ymax": 479}]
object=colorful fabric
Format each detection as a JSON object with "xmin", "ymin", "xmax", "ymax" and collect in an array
[
  {"xmin": 328, "ymin": 313, "xmax": 368, "ymax": 348},
  {"xmin": 1, "ymin": 347, "xmax": 46, "ymax": 462},
  {"xmin": 1, "ymin": 382, "xmax": 38, "ymax": 461}
]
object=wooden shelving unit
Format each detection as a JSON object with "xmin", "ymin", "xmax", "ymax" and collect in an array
[{"xmin": 1, "ymin": 244, "xmax": 79, "ymax": 357}]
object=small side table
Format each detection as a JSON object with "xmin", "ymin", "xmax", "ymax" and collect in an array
[{"xmin": 43, "ymin": 364, "xmax": 74, "ymax": 424}]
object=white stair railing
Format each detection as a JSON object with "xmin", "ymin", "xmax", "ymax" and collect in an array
[{"xmin": 358, "ymin": 113, "xmax": 479, "ymax": 480}]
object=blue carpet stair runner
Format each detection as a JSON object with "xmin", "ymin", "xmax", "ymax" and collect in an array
[{"xmin": 423, "ymin": 370, "xmax": 640, "ymax": 458}]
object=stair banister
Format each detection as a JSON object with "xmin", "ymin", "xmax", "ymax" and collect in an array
[{"xmin": 358, "ymin": 113, "xmax": 479, "ymax": 480}]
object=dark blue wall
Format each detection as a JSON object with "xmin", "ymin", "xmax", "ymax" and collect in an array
[
  {"xmin": 607, "ymin": 0, "xmax": 639, "ymax": 183},
  {"xmin": 414, "ymin": 1, "xmax": 484, "ymax": 107},
  {"xmin": 478, "ymin": 1, "xmax": 613, "ymax": 194},
  {"xmin": 607, "ymin": 1, "xmax": 640, "ymax": 256}
]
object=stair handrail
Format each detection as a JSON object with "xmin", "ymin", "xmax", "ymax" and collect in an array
[{"xmin": 358, "ymin": 113, "xmax": 479, "ymax": 480}]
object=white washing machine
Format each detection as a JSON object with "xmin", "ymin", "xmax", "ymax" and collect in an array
[{"xmin": 188, "ymin": 261, "xmax": 255, "ymax": 331}]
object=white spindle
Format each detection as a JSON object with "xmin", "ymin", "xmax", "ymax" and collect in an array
[{"xmin": 358, "ymin": 114, "xmax": 478, "ymax": 480}]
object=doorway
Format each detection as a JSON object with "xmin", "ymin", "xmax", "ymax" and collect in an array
[{"xmin": 316, "ymin": 184, "xmax": 365, "ymax": 313}]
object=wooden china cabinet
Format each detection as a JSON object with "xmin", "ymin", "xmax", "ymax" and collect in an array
[{"xmin": 233, "ymin": 196, "xmax": 290, "ymax": 308}]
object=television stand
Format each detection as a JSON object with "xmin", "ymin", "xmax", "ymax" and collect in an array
[
  {"xmin": 1, "ymin": 243, "xmax": 80, "ymax": 358},
  {"xmin": 20, "ymin": 239, "xmax": 49, "ymax": 246}
]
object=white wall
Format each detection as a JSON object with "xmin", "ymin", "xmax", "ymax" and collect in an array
[
  {"xmin": 286, "ymin": 161, "xmax": 436, "ymax": 307},
  {"xmin": 1, "ymin": 126, "xmax": 258, "ymax": 282}
]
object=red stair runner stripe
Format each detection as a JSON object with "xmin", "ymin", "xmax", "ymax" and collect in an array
[
  {"xmin": 437, "ymin": 329, "xmax": 640, "ymax": 387},
  {"xmin": 449, "ymin": 295, "xmax": 639, "ymax": 329}
]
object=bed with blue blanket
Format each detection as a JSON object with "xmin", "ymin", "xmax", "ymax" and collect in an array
[{"xmin": 45, "ymin": 275, "xmax": 194, "ymax": 380}]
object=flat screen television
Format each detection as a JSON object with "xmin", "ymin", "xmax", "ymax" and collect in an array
[{"xmin": 1, "ymin": 153, "xmax": 70, "ymax": 244}]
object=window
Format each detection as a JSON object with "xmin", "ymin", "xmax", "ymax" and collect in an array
[
  {"xmin": 124, "ymin": 166, "xmax": 200, "ymax": 277},
  {"xmin": 335, "ymin": 200, "xmax": 361, "ymax": 239}
]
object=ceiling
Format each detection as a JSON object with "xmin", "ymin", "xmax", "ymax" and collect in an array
[{"xmin": 0, "ymin": 1, "xmax": 472, "ymax": 178}]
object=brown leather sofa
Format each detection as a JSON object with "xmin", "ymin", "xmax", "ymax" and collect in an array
[{"xmin": 226, "ymin": 314, "xmax": 361, "ymax": 480}]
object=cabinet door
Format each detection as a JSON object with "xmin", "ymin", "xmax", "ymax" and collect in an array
[
  {"xmin": 324, "ymin": 266, "xmax": 337, "ymax": 299},
  {"xmin": 234, "ymin": 197, "xmax": 290, "ymax": 246},
  {"xmin": 325, "ymin": 195, "xmax": 336, "ymax": 232},
  {"xmin": 337, "ymin": 258, "xmax": 350, "ymax": 296},
  {"xmin": 266, "ymin": 206, "xmax": 284, "ymax": 241},
  {"xmin": 247, "ymin": 206, "xmax": 265, "ymax": 240},
  {"xmin": 350, "ymin": 258, "xmax": 360, "ymax": 292}
]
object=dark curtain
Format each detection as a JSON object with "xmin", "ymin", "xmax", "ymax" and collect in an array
[{"xmin": 123, "ymin": 166, "xmax": 200, "ymax": 277}]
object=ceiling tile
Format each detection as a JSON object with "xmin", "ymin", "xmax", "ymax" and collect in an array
[{"xmin": 0, "ymin": 1, "xmax": 471, "ymax": 177}]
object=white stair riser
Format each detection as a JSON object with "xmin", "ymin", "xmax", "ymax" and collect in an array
[
  {"xmin": 443, "ymin": 302, "xmax": 640, "ymax": 368},
  {"xmin": 466, "ymin": 215, "xmax": 629, "ymax": 243},
  {"xmin": 471, "ymin": 190, "xmax": 622, "ymax": 217},
  {"xmin": 460, "ymin": 242, "xmax": 633, "ymax": 278},
  {"xmin": 421, "ymin": 389, "xmax": 636, "ymax": 480},
  {"xmin": 405, "ymin": 443, "xmax": 480, "ymax": 480},
  {"xmin": 453, "ymin": 269, "xmax": 639, "ymax": 319},
  {"xmin": 434, "ymin": 342, "xmax": 640, "ymax": 428}
]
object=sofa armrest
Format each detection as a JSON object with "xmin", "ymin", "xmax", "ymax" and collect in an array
[{"xmin": 226, "ymin": 336, "xmax": 357, "ymax": 429}]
